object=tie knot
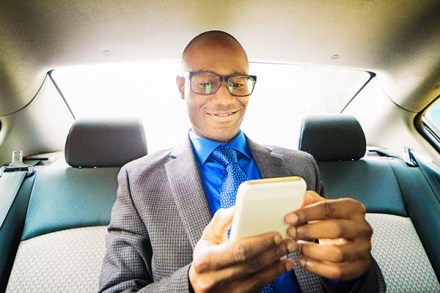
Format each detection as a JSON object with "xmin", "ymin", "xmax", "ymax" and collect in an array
[{"xmin": 211, "ymin": 146, "xmax": 239, "ymax": 167}]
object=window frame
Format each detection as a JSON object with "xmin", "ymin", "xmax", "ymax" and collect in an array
[{"xmin": 415, "ymin": 95, "xmax": 440, "ymax": 153}]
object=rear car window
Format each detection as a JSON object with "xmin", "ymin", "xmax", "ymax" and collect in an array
[
  {"xmin": 422, "ymin": 97, "xmax": 440, "ymax": 144},
  {"xmin": 50, "ymin": 61, "xmax": 371, "ymax": 152},
  {"xmin": 424, "ymin": 99, "xmax": 440, "ymax": 134}
]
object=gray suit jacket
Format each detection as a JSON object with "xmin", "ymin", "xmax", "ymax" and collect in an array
[{"xmin": 99, "ymin": 137, "xmax": 385, "ymax": 292}]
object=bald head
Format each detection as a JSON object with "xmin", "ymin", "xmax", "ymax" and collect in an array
[
  {"xmin": 182, "ymin": 31, "xmax": 249, "ymax": 73},
  {"xmin": 176, "ymin": 31, "xmax": 252, "ymax": 142}
]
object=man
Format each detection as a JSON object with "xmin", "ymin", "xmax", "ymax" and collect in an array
[{"xmin": 99, "ymin": 31, "xmax": 385, "ymax": 292}]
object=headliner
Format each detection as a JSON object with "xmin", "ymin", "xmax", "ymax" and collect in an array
[{"xmin": 1, "ymin": 0, "xmax": 439, "ymax": 116}]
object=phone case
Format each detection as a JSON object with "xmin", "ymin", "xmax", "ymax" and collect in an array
[{"xmin": 229, "ymin": 176, "xmax": 306, "ymax": 241}]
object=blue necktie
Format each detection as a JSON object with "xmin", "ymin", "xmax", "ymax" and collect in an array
[
  {"xmin": 211, "ymin": 146, "xmax": 275, "ymax": 293},
  {"xmin": 211, "ymin": 146, "xmax": 247, "ymax": 208}
]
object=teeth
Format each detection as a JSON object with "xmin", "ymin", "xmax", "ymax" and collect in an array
[{"xmin": 215, "ymin": 112, "xmax": 233, "ymax": 117}]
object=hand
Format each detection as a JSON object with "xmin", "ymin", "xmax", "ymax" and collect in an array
[
  {"xmin": 284, "ymin": 191, "xmax": 372, "ymax": 281},
  {"xmin": 189, "ymin": 207, "xmax": 296, "ymax": 293}
]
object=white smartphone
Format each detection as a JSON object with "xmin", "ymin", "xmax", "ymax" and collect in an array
[{"xmin": 229, "ymin": 176, "xmax": 306, "ymax": 241}]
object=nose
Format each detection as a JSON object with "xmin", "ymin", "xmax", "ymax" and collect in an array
[{"xmin": 211, "ymin": 82, "xmax": 235, "ymax": 105}]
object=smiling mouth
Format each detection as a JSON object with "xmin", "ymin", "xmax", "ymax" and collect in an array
[{"xmin": 210, "ymin": 110, "xmax": 239, "ymax": 117}]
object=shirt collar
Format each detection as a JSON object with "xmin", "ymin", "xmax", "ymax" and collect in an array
[{"xmin": 189, "ymin": 130, "xmax": 251, "ymax": 165}]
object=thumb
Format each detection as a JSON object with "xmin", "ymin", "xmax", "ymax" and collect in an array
[
  {"xmin": 202, "ymin": 207, "xmax": 235, "ymax": 244},
  {"xmin": 302, "ymin": 190, "xmax": 325, "ymax": 207}
]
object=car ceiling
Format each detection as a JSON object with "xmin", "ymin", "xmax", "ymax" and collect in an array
[{"xmin": 1, "ymin": 0, "xmax": 440, "ymax": 117}]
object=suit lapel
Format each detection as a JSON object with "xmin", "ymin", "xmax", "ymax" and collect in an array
[
  {"xmin": 165, "ymin": 138, "xmax": 212, "ymax": 249},
  {"xmin": 247, "ymin": 138, "xmax": 289, "ymax": 179}
]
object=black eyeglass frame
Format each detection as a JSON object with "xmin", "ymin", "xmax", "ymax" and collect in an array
[{"xmin": 186, "ymin": 71, "xmax": 257, "ymax": 97}]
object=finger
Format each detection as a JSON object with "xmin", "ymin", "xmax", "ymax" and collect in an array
[
  {"xmin": 193, "ymin": 232, "xmax": 289, "ymax": 273},
  {"xmin": 222, "ymin": 238, "xmax": 296, "ymax": 277},
  {"xmin": 298, "ymin": 255, "xmax": 370, "ymax": 280},
  {"xmin": 286, "ymin": 198, "xmax": 366, "ymax": 226},
  {"xmin": 201, "ymin": 207, "xmax": 235, "ymax": 243},
  {"xmin": 225, "ymin": 258, "xmax": 295, "ymax": 293},
  {"xmin": 301, "ymin": 190, "xmax": 325, "ymax": 207},
  {"xmin": 297, "ymin": 240, "xmax": 371, "ymax": 263},
  {"xmin": 288, "ymin": 219, "xmax": 372, "ymax": 241},
  {"xmin": 191, "ymin": 239, "xmax": 295, "ymax": 291}
]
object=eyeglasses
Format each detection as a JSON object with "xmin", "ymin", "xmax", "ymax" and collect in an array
[{"xmin": 187, "ymin": 71, "xmax": 257, "ymax": 97}]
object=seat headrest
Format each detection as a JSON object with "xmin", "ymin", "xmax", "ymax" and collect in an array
[
  {"xmin": 65, "ymin": 118, "xmax": 147, "ymax": 168},
  {"xmin": 298, "ymin": 114, "xmax": 366, "ymax": 161}
]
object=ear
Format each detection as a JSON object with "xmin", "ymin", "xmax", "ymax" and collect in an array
[{"xmin": 176, "ymin": 76, "xmax": 185, "ymax": 100}]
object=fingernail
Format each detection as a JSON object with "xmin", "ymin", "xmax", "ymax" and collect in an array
[
  {"xmin": 287, "ymin": 213, "xmax": 298, "ymax": 225},
  {"xmin": 274, "ymin": 234, "xmax": 282, "ymax": 245},
  {"xmin": 287, "ymin": 227, "xmax": 296, "ymax": 239},
  {"xmin": 287, "ymin": 241, "xmax": 297, "ymax": 253},
  {"xmin": 299, "ymin": 258, "xmax": 306, "ymax": 268},
  {"xmin": 285, "ymin": 259, "xmax": 294, "ymax": 271}
]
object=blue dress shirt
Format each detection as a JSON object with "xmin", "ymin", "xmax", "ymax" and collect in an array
[{"xmin": 189, "ymin": 130, "xmax": 298, "ymax": 293}]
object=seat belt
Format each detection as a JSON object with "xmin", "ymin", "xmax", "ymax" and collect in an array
[
  {"xmin": 369, "ymin": 146, "xmax": 418, "ymax": 167},
  {"xmin": 0, "ymin": 151, "xmax": 34, "ymax": 229},
  {"xmin": 410, "ymin": 151, "xmax": 440, "ymax": 204},
  {"xmin": 0, "ymin": 152, "xmax": 37, "ymax": 292}
]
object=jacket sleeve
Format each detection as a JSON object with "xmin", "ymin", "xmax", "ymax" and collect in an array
[{"xmin": 98, "ymin": 167, "xmax": 191, "ymax": 292}]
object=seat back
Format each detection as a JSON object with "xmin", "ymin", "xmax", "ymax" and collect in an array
[
  {"xmin": 6, "ymin": 118, "xmax": 147, "ymax": 292},
  {"xmin": 299, "ymin": 114, "xmax": 439, "ymax": 291},
  {"xmin": 299, "ymin": 114, "xmax": 407, "ymax": 214}
]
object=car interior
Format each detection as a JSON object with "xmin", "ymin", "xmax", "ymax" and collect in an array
[{"xmin": 1, "ymin": 1, "xmax": 440, "ymax": 292}]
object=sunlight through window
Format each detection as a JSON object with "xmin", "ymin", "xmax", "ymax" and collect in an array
[{"xmin": 51, "ymin": 61, "xmax": 370, "ymax": 153}]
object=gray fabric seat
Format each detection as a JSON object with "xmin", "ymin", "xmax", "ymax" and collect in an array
[
  {"xmin": 6, "ymin": 118, "xmax": 147, "ymax": 292},
  {"xmin": 299, "ymin": 114, "xmax": 440, "ymax": 292}
]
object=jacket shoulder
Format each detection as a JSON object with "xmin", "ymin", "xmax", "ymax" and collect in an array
[
  {"xmin": 121, "ymin": 148, "xmax": 173, "ymax": 175},
  {"xmin": 269, "ymin": 145, "xmax": 322, "ymax": 193}
]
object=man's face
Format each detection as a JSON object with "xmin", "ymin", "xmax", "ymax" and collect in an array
[{"xmin": 177, "ymin": 39, "xmax": 250, "ymax": 143}]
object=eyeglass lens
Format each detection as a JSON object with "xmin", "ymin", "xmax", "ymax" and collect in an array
[{"xmin": 190, "ymin": 73, "xmax": 255, "ymax": 96}]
